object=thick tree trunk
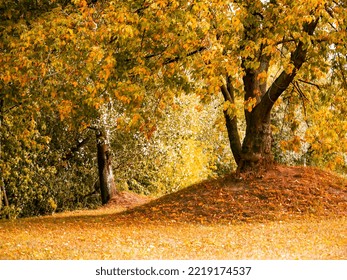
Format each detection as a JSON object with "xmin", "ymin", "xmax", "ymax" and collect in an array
[
  {"xmin": 238, "ymin": 110, "xmax": 273, "ymax": 173},
  {"xmin": 96, "ymin": 129, "xmax": 117, "ymax": 204}
]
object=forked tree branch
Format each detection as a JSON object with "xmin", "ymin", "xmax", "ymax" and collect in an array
[{"xmin": 259, "ymin": 17, "xmax": 320, "ymax": 115}]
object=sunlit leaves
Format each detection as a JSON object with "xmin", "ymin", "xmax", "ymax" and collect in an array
[{"xmin": 1, "ymin": 0, "xmax": 347, "ymax": 218}]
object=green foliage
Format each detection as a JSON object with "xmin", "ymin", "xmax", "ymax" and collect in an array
[
  {"xmin": 110, "ymin": 93, "xmax": 234, "ymax": 196},
  {"xmin": 0, "ymin": 100, "xmax": 100, "ymax": 218}
]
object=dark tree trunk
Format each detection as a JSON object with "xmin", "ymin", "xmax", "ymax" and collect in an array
[
  {"xmin": 96, "ymin": 129, "xmax": 117, "ymax": 204},
  {"xmin": 221, "ymin": 76, "xmax": 242, "ymax": 166},
  {"xmin": 238, "ymin": 109, "xmax": 273, "ymax": 173},
  {"xmin": 0, "ymin": 98, "xmax": 10, "ymax": 218}
]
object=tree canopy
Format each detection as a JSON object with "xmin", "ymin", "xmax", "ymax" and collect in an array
[{"xmin": 1, "ymin": 0, "xmax": 346, "ymax": 217}]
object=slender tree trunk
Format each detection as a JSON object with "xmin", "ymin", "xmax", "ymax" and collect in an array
[
  {"xmin": 0, "ymin": 184, "xmax": 9, "ymax": 212},
  {"xmin": 96, "ymin": 128, "xmax": 117, "ymax": 204},
  {"xmin": 0, "ymin": 98, "xmax": 9, "ymax": 217},
  {"xmin": 0, "ymin": 98, "xmax": 4, "ymax": 211},
  {"xmin": 0, "ymin": 98, "xmax": 2, "ymax": 211},
  {"xmin": 221, "ymin": 76, "xmax": 242, "ymax": 165}
]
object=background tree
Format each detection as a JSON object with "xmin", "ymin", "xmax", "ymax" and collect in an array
[{"xmin": 109, "ymin": 93, "xmax": 234, "ymax": 195}]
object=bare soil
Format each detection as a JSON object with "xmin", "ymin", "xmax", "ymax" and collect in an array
[{"xmin": 103, "ymin": 191, "xmax": 151, "ymax": 209}]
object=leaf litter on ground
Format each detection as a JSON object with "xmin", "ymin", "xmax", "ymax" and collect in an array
[{"xmin": 0, "ymin": 165, "xmax": 346, "ymax": 259}]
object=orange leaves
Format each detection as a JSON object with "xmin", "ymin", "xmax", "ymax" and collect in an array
[
  {"xmin": 280, "ymin": 136, "xmax": 302, "ymax": 153},
  {"xmin": 1, "ymin": 214, "xmax": 346, "ymax": 259},
  {"xmin": 257, "ymin": 71, "xmax": 267, "ymax": 83},
  {"xmin": 284, "ymin": 63, "xmax": 295, "ymax": 75},
  {"xmin": 140, "ymin": 123, "xmax": 157, "ymax": 140},
  {"xmin": 0, "ymin": 71, "xmax": 12, "ymax": 84},
  {"xmin": 87, "ymin": 46, "xmax": 104, "ymax": 64},
  {"xmin": 72, "ymin": 0, "xmax": 88, "ymax": 8},
  {"xmin": 100, "ymin": 55, "xmax": 116, "ymax": 81},
  {"xmin": 1, "ymin": 164, "xmax": 346, "ymax": 259},
  {"xmin": 129, "ymin": 113, "xmax": 141, "ymax": 128}
]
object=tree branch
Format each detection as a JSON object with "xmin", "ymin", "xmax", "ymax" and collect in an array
[
  {"xmin": 220, "ymin": 76, "xmax": 242, "ymax": 165},
  {"xmin": 297, "ymin": 78, "xmax": 321, "ymax": 90},
  {"xmin": 260, "ymin": 17, "xmax": 320, "ymax": 114},
  {"xmin": 163, "ymin": 46, "xmax": 207, "ymax": 65}
]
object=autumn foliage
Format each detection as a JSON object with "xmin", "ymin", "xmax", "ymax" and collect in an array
[{"xmin": 0, "ymin": 0, "xmax": 347, "ymax": 217}]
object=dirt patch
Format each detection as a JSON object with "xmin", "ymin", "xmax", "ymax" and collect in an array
[{"xmin": 103, "ymin": 191, "xmax": 152, "ymax": 209}]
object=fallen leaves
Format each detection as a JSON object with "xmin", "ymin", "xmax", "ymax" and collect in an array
[
  {"xmin": 0, "ymin": 165, "xmax": 346, "ymax": 260},
  {"xmin": 120, "ymin": 165, "xmax": 346, "ymax": 224},
  {"xmin": 0, "ymin": 216, "xmax": 346, "ymax": 260}
]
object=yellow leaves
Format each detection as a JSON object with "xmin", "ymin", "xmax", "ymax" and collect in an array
[
  {"xmin": 231, "ymin": 16, "xmax": 243, "ymax": 33},
  {"xmin": 100, "ymin": 67, "xmax": 112, "ymax": 81},
  {"xmin": 72, "ymin": 0, "xmax": 88, "ymax": 8},
  {"xmin": 0, "ymin": 70, "xmax": 12, "ymax": 84},
  {"xmin": 117, "ymin": 95, "xmax": 131, "ymax": 104},
  {"xmin": 130, "ymin": 65, "xmax": 151, "ymax": 81},
  {"xmin": 244, "ymin": 97, "xmax": 257, "ymax": 112},
  {"xmin": 129, "ymin": 113, "xmax": 141, "ymax": 128},
  {"xmin": 151, "ymin": 0, "xmax": 168, "ymax": 10},
  {"xmin": 102, "ymin": 54, "xmax": 116, "ymax": 81},
  {"xmin": 257, "ymin": 71, "xmax": 267, "ymax": 83},
  {"xmin": 223, "ymin": 100, "xmax": 237, "ymax": 117},
  {"xmin": 284, "ymin": 63, "xmax": 295, "ymax": 75},
  {"xmin": 1, "ymin": 150, "xmax": 347, "ymax": 257},
  {"xmin": 2, "ymin": 215, "xmax": 346, "ymax": 259},
  {"xmin": 58, "ymin": 100, "xmax": 74, "ymax": 121},
  {"xmin": 280, "ymin": 136, "xmax": 302, "ymax": 153},
  {"xmin": 88, "ymin": 46, "xmax": 104, "ymax": 63}
]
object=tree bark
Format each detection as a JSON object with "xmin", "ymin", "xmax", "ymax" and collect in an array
[
  {"xmin": 0, "ymin": 98, "xmax": 2, "ymax": 211},
  {"xmin": 221, "ymin": 76, "xmax": 242, "ymax": 165},
  {"xmin": 96, "ymin": 128, "xmax": 117, "ymax": 204},
  {"xmin": 238, "ymin": 108, "xmax": 273, "ymax": 173},
  {"xmin": 0, "ymin": 98, "xmax": 10, "ymax": 217}
]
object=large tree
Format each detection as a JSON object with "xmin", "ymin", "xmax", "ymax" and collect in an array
[
  {"xmin": 150, "ymin": 0, "xmax": 347, "ymax": 173},
  {"xmin": 102, "ymin": 0, "xmax": 346, "ymax": 173},
  {"xmin": 217, "ymin": 0, "xmax": 346, "ymax": 172}
]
